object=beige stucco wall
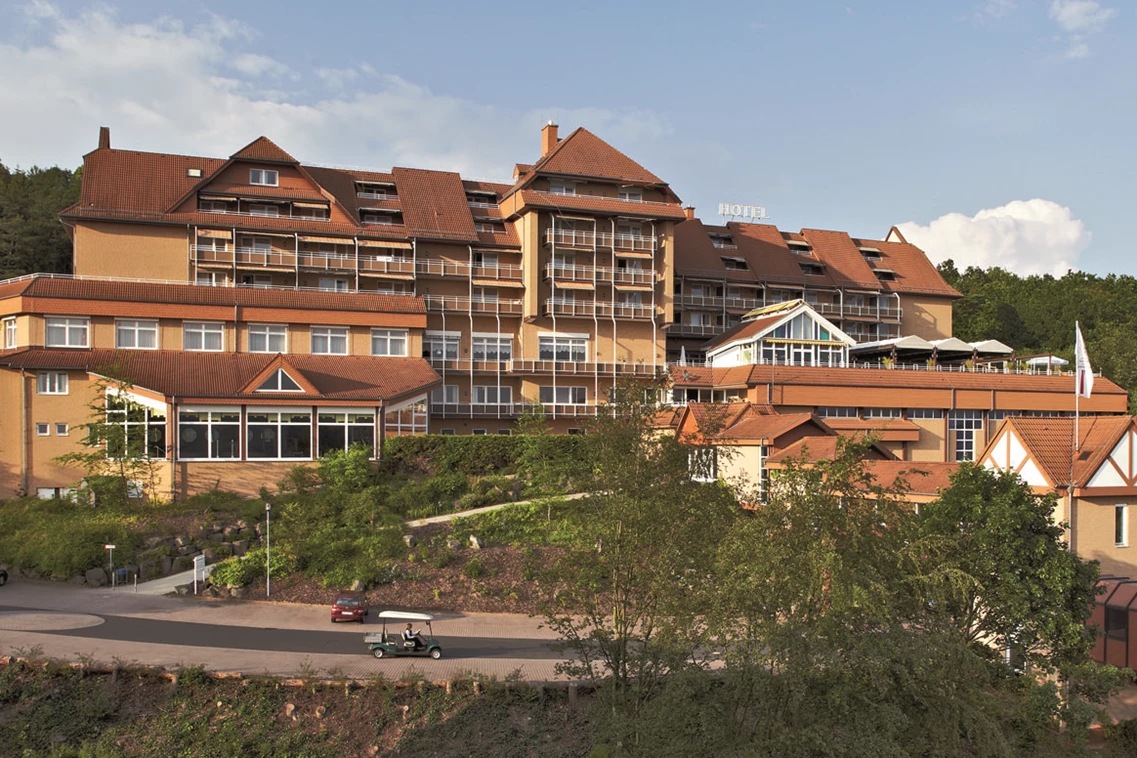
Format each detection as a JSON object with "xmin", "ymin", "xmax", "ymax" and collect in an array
[
  {"xmin": 1075, "ymin": 496, "xmax": 1137, "ymax": 578},
  {"xmin": 899, "ymin": 295, "xmax": 954, "ymax": 340},
  {"xmin": 74, "ymin": 221, "xmax": 190, "ymax": 281},
  {"xmin": 909, "ymin": 416, "xmax": 948, "ymax": 462}
]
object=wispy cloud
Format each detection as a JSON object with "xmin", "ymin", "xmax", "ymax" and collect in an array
[
  {"xmin": 1048, "ymin": 0, "xmax": 1116, "ymax": 58},
  {"xmin": 0, "ymin": 3, "xmax": 671, "ymax": 178}
]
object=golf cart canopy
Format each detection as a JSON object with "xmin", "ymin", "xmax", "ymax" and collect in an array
[{"xmin": 377, "ymin": 610, "xmax": 433, "ymax": 622}]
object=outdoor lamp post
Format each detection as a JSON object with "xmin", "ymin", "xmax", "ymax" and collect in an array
[{"xmin": 265, "ymin": 501, "xmax": 271, "ymax": 598}]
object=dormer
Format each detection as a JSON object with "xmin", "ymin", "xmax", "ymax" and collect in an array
[
  {"xmin": 710, "ymin": 233, "xmax": 736, "ymax": 250},
  {"xmin": 785, "ymin": 238, "xmax": 813, "ymax": 255},
  {"xmin": 721, "ymin": 256, "xmax": 748, "ymax": 271},
  {"xmin": 248, "ymin": 168, "xmax": 279, "ymax": 187},
  {"xmin": 466, "ymin": 190, "xmax": 498, "ymax": 208},
  {"xmin": 256, "ymin": 368, "xmax": 303, "ymax": 392},
  {"xmin": 356, "ymin": 181, "xmax": 398, "ymax": 201},
  {"xmin": 361, "ymin": 208, "xmax": 403, "ymax": 226},
  {"xmin": 874, "ymin": 268, "xmax": 897, "ymax": 282},
  {"xmin": 859, "ymin": 245, "xmax": 883, "ymax": 261}
]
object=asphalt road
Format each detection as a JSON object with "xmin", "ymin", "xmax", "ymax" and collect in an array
[{"xmin": 0, "ymin": 605, "xmax": 561, "ymax": 661}]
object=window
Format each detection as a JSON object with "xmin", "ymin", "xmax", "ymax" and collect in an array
[
  {"xmin": 241, "ymin": 273, "xmax": 273, "ymax": 288},
  {"xmin": 249, "ymin": 324, "xmax": 287, "ymax": 353},
  {"xmin": 317, "ymin": 411, "xmax": 376, "ymax": 457},
  {"xmin": 786, "ymin": 240, "xmax": 813, "ymax": 255},
  {"xmin": 295, "ymin": 205, "xmax": 328, "ymax": 220},
  {"xmin": 689, "ymin": 448, "xmax": 717, "ymax": 482},
  {"xmin": 187, "ymin": 168, "xmax": 203, "ymax": 178},
  {"xmin": 116, "ymin": 320, "xmax": 158, "ymax": 350},
  {"xmin": 55, "ymin": 423, "xmax": 69, "ymax": 436},
  {"xmin": 473, "ymin": 386, "xmax": 512, "ymax": 405},
  {"xmin": 36, "ymin": 422, "xmax": 49, "ymax": 436},
  {"xmin": 721, "ymin": 257, "xmax": 748, "ymax": 271},
  {"xmin": 3, "ymin": 318, "xmax": 15, "ymax": 349},
  {"xmin": 45, "ymin": 317, "xmax": 89, "ymax": 348},
  {"xmin": 248, "ymin": 204, "xmax": 280, "ymax": 218},
  {"xmin": 617, "ymin": 222, "xmax": 643, "ymax": 239},
  {"xmin": 474, "ymin": 252, "xmax": 498, "ymax": 268},
  {"xmin": 36, "ymin": 372, "xmax": 68, "ymax": 395},
  {"xmin": 618, "ymin": 188, "xmax": 643, "ymax": 203},
  {"xmin": 799, "ymin": 263, "xmax": 823, "ymax": 276},
  {"xmin": 619, "ymin": 292, "xmax": 643, "ymax": 306},
  {"xmin": 472, "ymin": 286, "xmax": 497, "ymax": 303},
  {"xmin": 948, "ymin": 410, "xmax": 983, "ymax": 462},
  {"xmin": 184, "ymin": 322, "xmax": 224, "ymax": 352},
  {"xmin": 549, "ymin": 181, "xmax": 576, "ymax": 196},
  {"xmin": 475, "ymin": 222, "xmax": 504, "ymax": 233},
  {"xmin": 817, "ymin": 407, "xmax": 857, "ymax": 418},
  {"xmin": 247, "ymin": 410, "xmax": 311, "ymax": 459},
  {"xmin": 431, "ymin": 385, "xmax": 459, "ymax": 405},
  {"xmin": 859, "ymin": 246, "xmax": 883, "ymax": 261},
  {"xmin": 371, "ymin": 329, "xmax": 407, "ymax": 356},
  {"xmin": 318, "ymin": 278, "xmax": 348, "ymax": 292},
  {"xmin": 908, "ymin": 408, "xmax": 944, "ymax": 419},
  {"xmin": 424, "ymin": 333, "xmax": 460, "ymax": 361},
  {"xmin": 1106, "ymin": 606, "xmax": 1128, "ymax": 641},
  {"xmin": 199, "ymin": 200, "xmax": 229, "ymax": 213},
  {"xmin": 539, "ymin": 386, "xmax": 586, "ymax": 405},
  {"xmin": 539, "ymin": 335, "xmax": 587, "ymax": 362},
  {"xmin": 105, "ymin": 396, "xmax": 167, "ymax": 459},
  {"xmin": 249, "ymin": 169, "xmax": 279, "ymax": 186},
  {"xmin": 863, "ymin": 408, "xmax": 902, "ymax": 419},
  {"xmin": 250, "ymin": 237, "xmax": 273, "ymax": 254},
  {"xmin": 311, "ymin": 326, "xmax": 349, "ymax": 355},
  {"xmin": 472, "ymin": 429, "xmax": 487, "ymax": 435},
  {"xmin": 874, "ymin": 269, "xmax": 897, "ymax": 282},
  {"xmin": 255, "ymin": 368, "xmax": 303, "ymax": 392},
  {"xmin": 472, "ymin": 336, "xmax": 512, "ymax": 362},
  {"xmin": 1117, "ymin": 505, "xmax": 1129, "ymax": 547},
  {"xmin": 497, "ymin": 429, "xmax": 512, "ymax": 435},
  {"xmin": 440, "ymin": 429, "xmax": 456, "ymax": 435},
  {"xmin": 177, "ymin": 409, "xmax": 241, "ymax": 460},
  {"xmin": 196, "ymin": 272, "xmax": 228, "ymax": 286},
  {"xmin": 567, "ymin": 428, "xmax": 584, "ymax": 435}
]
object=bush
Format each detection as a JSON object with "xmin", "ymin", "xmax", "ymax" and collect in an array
[
  {"xmin": 450, "ymin": 499, "xmax": 585, "ymax": 547},
  {"xmin": 382, "ymin": 434, "xmax": 588, "ymax": 479},
  {"xmin": 0, "ymin": 497, "xmax": 143, "ymax": 578},
  {"xmin": 462, "ymin": 556, "xmax": 486, "ymax": 579},
  {"xmin": 209, "ymin": 547, "xmax": 288, "ymax": 587}
]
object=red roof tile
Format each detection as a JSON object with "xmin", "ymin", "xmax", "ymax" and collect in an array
[
  {"xmin": 231, "ymin": 136, "xmax": 298, "ymax": 164},
  {"xmin": 0, "ymin": 348, "xmax": 439, "ymax": 402},
  {"xmin": 531, "ymin": 128, "xmax": 666, "ymax": 185},
  {"xmin": 201, "ymin": 183, "xmax": 329, "ymax": 202},
  {"xmin": 76, "ymin": 148, "xmax": 225, "ymax": 216},
  {"xmin": 1001, "ymin": 415, "xmax": 1135, "ymax": 488},
  {"xmin": 516, "ymin": 190, "xmax": 687, "ymax": 220},
  {"xmin": 391, "ymin": 167, "xmax": 479, "ymax": 242}
]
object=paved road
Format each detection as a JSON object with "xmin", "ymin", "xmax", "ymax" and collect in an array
[{"xmin": 0, "ymin": 579, "xmax": 566, "ymax": 680}]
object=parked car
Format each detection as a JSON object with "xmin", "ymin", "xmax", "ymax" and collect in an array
[{"xmin": 330, "ymin": 593, "xmax": 367, "ymax": 623}]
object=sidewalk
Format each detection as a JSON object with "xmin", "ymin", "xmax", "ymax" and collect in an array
[{"xmin": 0, "ymin": 576, "xmax": 561, "ymax": 681}]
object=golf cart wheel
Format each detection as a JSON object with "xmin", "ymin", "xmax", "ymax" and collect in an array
[
  {"xmin": 0, "ymin": 570, "xmax": 7, "ymax": 586},
  {"xmin": 429, "ymin": 648, "xmax": 442, "ymax": 660},
  {"xmin": 372, "ymin": 648, "xmax": 385, "ymax": 659}
]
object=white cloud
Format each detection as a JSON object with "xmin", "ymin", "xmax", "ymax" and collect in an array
[
  {"xmin": 895, "ymin": 199, "xmax": 1090, "ymax": 276},
  {"xmin": 0, "ymin": 4, "xmax": 670, "ymax": 180},
  {"xmin": 1048, "ymin": 0, "xmax": 1116, "ymax": 58},
  {"xmin": 975, "ymin": 0, "xmax": 1018, "ymax": 21}
]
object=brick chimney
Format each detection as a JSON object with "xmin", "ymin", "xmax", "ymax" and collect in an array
[
  {"xmin": 541, "ymin": 122, "xmax": 559, "ymax": 156},
  {"xmin": 98, "ymin": 126, "xmax": 110, "ymax": 150},
  {"xmin": 683, "ymin": 206, "xmax": 695, "ymax": 221}
]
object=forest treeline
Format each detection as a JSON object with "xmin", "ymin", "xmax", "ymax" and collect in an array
[
  {"xmin": 939, "ymin": 260, "xmax": 1137, "ymax": 411},
  {"xmin": 1, "ymin": 160, "xmax": 1134, "ymax": 408}
]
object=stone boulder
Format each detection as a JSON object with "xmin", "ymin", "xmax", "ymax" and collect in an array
[
  {"xmin": 232, "ymin": 540, "xmax": 248, "ymax": 557},
  {"xmin": 174, "ymin": 534, "xmax": 191, "ymax": 547},
  {"xmin": 208, "ymin": 532, "xmax": 224, "ymax": 543},
  {"xmin": 402, "ymin": 534, "xmax": 417, "ymax": 548},
  {"xmin": 350, "ymin": 579, "xmax": 365, "ymax": 592},
  {"xmin": 446, "ymin": 538, "xmax": 462, "ymax": 550},
  {"xmin": 160, "ymin": 555, "xmax": 173, "ymax": 575},
  {"xmin": 144, "ymin": 535, "xmax": 166, "ymax": 549},
  {"xmin": 69, "ymin": 575, "xmax": 86, "ymax": 585},
  {"xmin": 85, "ymin": 567, "xmax": 108, "ymax": 587},
  {"xmin": 202, "ymin": 548, "xmax": 217, "ymax": 564}
]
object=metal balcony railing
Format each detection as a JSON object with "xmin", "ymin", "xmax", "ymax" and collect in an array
[
  {"xmin": 356, "ymin": 191, "xmax": 397, "ymax": 201},
  {"xmin": 414, "ymin": 259, "xmax": 523, "ymax": 280},
  {"xmin": 510, "ymin": 360, "xmax": 659, "ymax": 377},
  {"xmin": 358, "ymin": 256, "xmax": 415, "ymax": 275},
  {"xmin": 423, "ymin": 295, "xmax": 523, "ymax": 315},
  {"xmin": 234, "ymin": 247, "xmax": 297, "ymax": 268},
  {"xmin": 544, "ymin": 228, "xmax": 658, "ymax": 252},
  {"xmin": 670, "ymin": 323, "xmax": 725, "ymax": 337},
  {"xmin": 677, "ymin": 294, "xmax": 761, "ymax": 310},
  {"xmin": 197, "ymin": 207, "xmax": 329, "ymax": 222},
  {"xmin": 545, "ymin": 263, "xmax": 654, "ymax": 286},
  {"xmin": 296, "ymin": 251, "xmax": 355, "ymax": 271}
]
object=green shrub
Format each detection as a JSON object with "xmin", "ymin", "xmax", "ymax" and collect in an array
[
  {"xmin": 0, "ymin": 497, "xmax": 143, "ymax": 578},
  {"xmin": 450, "ymin": 498, "xmax": 585, "ymax": 547},
  {"xmin": 209, "ymin": 547, "xmax": 288, "ymax": 587},
  {"xmin": 428, "ymin": 550, "xmax": 454, "ymax": 569},
  {"xmin": 462, "ymin": 556, "xmax": 486, "ymax": 579},
  {"xmin": 382, "ymin": 434, "xmax": 588, "ymax": 479}
]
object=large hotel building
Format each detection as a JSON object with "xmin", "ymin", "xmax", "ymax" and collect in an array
[{"xmin": 0, "ymin": 124, "xmax": 1127, "ymax": 500}]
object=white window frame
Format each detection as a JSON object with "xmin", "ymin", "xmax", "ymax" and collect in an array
[
  {"xmin": 35, "ymin": 422, "xmax": 49, "ymax": 436},
  {"xmin": 431, "ymin": 385, "xmax": 459, "ymax": 405},
  {"xmin": 311, "ymin": 326, "xmax": 349, "ymax": 355},
  {"xmin": 371, "ymin": 329, "xmax": 408, "ymax": 357},
  {"xmin": 249, "ymin": 324, "xmax": 287, "ymax": 354},
  {"xmin": 318, "ymin": 277, "xmax": 349, "ymax": 292},
  {"xmin": 539, "ymin": 335, "xmax": 587, "ymax": 362},
  {"xmin": 618, "ymin": 188, "xmax": 643, "ymax": 203},
  {"xmin": 473, "ymin": 385, "xmax": 513, "ymax": 405},
  {"xmin": 177, "ymin": 407, "xmax": 243, "ymax": 461},
  {"xmin": 55, "ymin": 423, "xmax": 69, "ymax": 437},
  {"xmin": 472, "ymin": 336, "xmax": 512, "ymax": 361},
  {"xmin": 1117, "ymin": 504, "xmax": 1129, "ymax": 548},
  {"xmin": 45, "ymin": 317, "xmax": 89, "ymax": 348},
  {"xmin": 115, "ymin": 319, "xmax": 159, "ymax": 350},
  {"xmin": 196, "ymin": 271, "xmax": 229, "ymax": 287},
  {"xmin": 539, "ymin": 385, "xmax": 587, "ymax": 405},
  {"xmin": 424, "ymin": 333, "xmax": 460, "ymax": 361},
  {"xmin": 3, "ymin": 317, "xmax": 16, "ymax": 349},
  {"xmin": 36, "ymin": 372, "xmax": 69, "ymax": 395},
  {"xmin": 549, "ymin": 180, "xmax": 576, "ymax": 197},
  {"xmin": 249, "ymin": 203, "xmax": 280, "ymax": 218},
  {"xmin": 249, "ymin": 168, "xmax": 279, "ymax": 187},
  {"xmin": 316, "ymin": 408, "xmax": 377, "ymax": 458},
  {"xmin": 183, "ymin": 321, "xmax": 224, "ymax": 352},
  {"xmin": 246, "ymin": 408, "xmax": 313, "ymax": 461}
]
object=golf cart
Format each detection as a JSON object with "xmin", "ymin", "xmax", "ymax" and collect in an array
[{"xmin": 364, "ymin": 611, "xmax": 442, "ymax": 659}]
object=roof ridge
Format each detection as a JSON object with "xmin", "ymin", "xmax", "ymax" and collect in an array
[{"xmin": 231, "ymin": 136, "xmax": 298, "ymax": 164}]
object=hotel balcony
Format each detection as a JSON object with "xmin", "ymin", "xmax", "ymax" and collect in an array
[
  {"xmin": 423, "ymin": 294, "xmax": 523, "ymax": 315},
  {"xmin": 510, "ymin": 360, "xmax": 660, "ymax": 377},
  {"xmin": 544, "ymin": 228, "xmax": 657, "ymax": 253},
  {"xmin": 358, "ymin": 256, "xmax": 416, "ymax": 277},
  {"xmin": 415, "ymin": 259, "xmax": 523, "ymax": 282},
  {"xmin": 431, "ymin": 402, "xmax": 600, "ymax": 419},
  {"xmin": 234, "ymin": 247, "xmax": 297, "ymax": 270},
  {"xmin": 670, "ymin": 322, "xmax": 726, "ymax": 338},
  {"xmin": 427, "ymin": 358, "xmax": 511, "ymax": 373},
  {"xmin": 545, "ymin": 263, "xmax": 655, "ymax": 287},
  {"xmin": 676, "ymin": 293, "xmax": 761, "ymax": 311},
  {"xmin": 296, "ymin": 251, "xmax": 355, "ymax": 272},
  {"xmin": 544, "ymin": 299, "xmax": 655, "ymax": 320}
]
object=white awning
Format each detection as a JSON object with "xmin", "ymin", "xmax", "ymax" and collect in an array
[{"xmin": 358, "ymin": 239, "xmax": 412, "ymax": 249}]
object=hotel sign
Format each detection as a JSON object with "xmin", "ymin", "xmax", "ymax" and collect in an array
[{"xmin": 718, "ymin": 203, "xmax": 768, "ymax": 220}]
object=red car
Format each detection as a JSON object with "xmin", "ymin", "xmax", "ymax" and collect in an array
[{"xmin": 330, "ymin": 593, "xmax": 367, "ymax": 623}]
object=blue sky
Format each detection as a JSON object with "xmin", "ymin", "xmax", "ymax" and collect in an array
[{"xmin": 0, "ymin": 1, "xmax": 1130, "ymax": 277}]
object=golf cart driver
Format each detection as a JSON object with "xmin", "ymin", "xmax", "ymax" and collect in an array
[{"xmin": 402, "ymin": 622, "xmax": 424, "ymax": 650}]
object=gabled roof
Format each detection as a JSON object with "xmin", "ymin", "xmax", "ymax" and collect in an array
[
  {"xmin": 0, "ymin": 348, "xmax": 440, "ymax": 403},
  {"xmin": 231, "ymin": 136, "xmax": 298, "ymax": 164},
  {"xmin": 984, "ymin": 415, "xmax": 1137, "ymax": 490},
  {"xmin": 391, "ymin": 167, "xmax": 480, "ymax": 242},
  {"xmin": 529, "ymin": 127, "xmax": 665, "ymax": 185},
  {"xmin": 703, "ymin": 300, "xmax": 852, "ymax": 354}
]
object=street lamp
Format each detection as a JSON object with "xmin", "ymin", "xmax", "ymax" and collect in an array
[{"xmin": 265, "ymin": 501, "xmax": 271, "ymax": 598}]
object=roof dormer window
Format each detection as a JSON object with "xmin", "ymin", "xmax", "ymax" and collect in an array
[
  {"xmin": 186, "ymin": 168, "xmax": 203, "ymax": 178},
  {"xmin": 859, "ymin": 246, "xmax": 883, "ymax": 261},
  {"xmin": 799, "ymin": 262, "xmax": 823, "ymax": 276},
  {"xmin": 786, "ymin": 239, "xmax": 812, "ymax": 255},
  {"xmin": 256, "ymin": 368, "xmax": 303, "ymax": 392},
  {"xmin": 618, "ymin": 187, "xmax": 643, "ymax": 203},
  {"xmin": 549, "ymin": 180, "xmax": 576, "ymax": 197},
  {"xmin": 721, "ymin": 256, "xmax": 748, "ymax": 271},
  {"xmin": 356, "ymin": 182, "xmax": 397, "ymax": 200},
  {"xmin": 466, "ymin": 191, "xmax": 498, "ymax": 208},
  {"xmin": 250, "ymin": 169, "xmax": 279, "ymax": 187},
  {"xmin": 711, "ymin": 235, "xmax": 736, "ymax": 250},
  {"xmin": 874, "ymin": 269, "xmax": 896, "ymax": 281}
]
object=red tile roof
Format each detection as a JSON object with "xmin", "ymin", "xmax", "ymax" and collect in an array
[
  {"xmin": 0, "ymin": 348, "xmax": 440, "ymax": 403},
  {"xmin": 529, "ymin": 128, "xmax": 665, "ymax": 185},
  {"xmin": 0, "ymin": 275, "xmax": 426, "ymax": 315},
  {"xmin": 1001, "ymin": 415, "xmax": 1135, "ymax": 488},
  {"xmin": 231, "ymin": 136, "xmax": 298, "ymax": 164},
  {"xmin": 516, "ymin": 190, "xmax": 687, "ymax": 220},
  {"xmin": 73, "ymin": 149, "xmax": 224, "ymax": 217},
  {"xmin": 390, "ymin": 168, "xmax": 479, "ymax": 242},
  {"xmin": 864, "ymin": 461, "xmax": 958, "ymax": 497}
]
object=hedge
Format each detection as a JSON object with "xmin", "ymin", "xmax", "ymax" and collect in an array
[{"xmin": 381, "ymin": 434, "xmax": 587, "ymax": 476}]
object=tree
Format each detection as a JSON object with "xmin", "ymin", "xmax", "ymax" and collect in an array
[
  {"xmin": 542, "ymin": 378, "xmax": 739, "ymax": 746},
  {"xmin": 0, "ymin": 162, "xmax": 81, "ymax": 277},
  {"xmin": 55, "ymin": 369, "xmax": 167, "ymax": 506},
  {"xmin": 919, "ymin": 464, "xmax": 1102, "ymax": 673}
]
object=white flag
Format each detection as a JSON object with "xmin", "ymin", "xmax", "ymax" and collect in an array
[{"xmin": 1075, "ymin": 322, "xmax": 1094, "ymax": 399}]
